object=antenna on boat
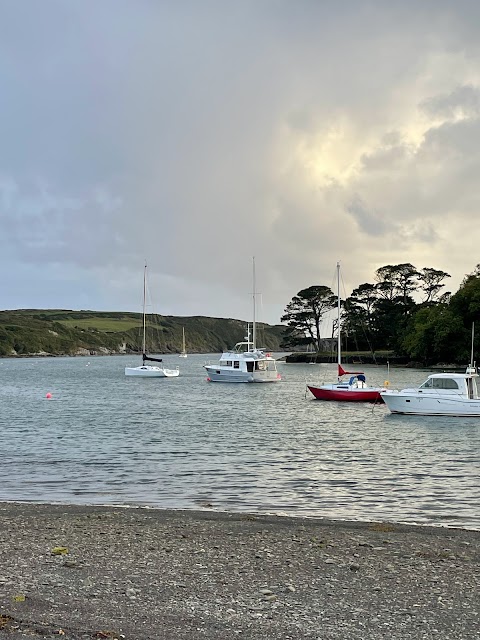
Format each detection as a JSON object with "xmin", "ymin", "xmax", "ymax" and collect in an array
[
  {"xmin": 252, "ymin": 256, "xmax": 256, "ymax": 351},
  {"xmin": 465, "ymin": 322, "xmax": 477, "ymax": 375},
  {"xmin": 471, "ymin": 321, "xmax": 475, "ymax": 365}
]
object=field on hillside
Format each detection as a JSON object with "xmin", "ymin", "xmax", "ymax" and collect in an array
[{"xmin": 59, "ymin": 317, "xmax": 142, "ymax": 332}]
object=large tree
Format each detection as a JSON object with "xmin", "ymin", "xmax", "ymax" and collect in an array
[
  {"xmin": 417, "ymin": 267, "xmax": 451, "ymax": 304},
  {"xmin": 281, "ymin": 285, "xmax": 336, "ymax": 351},
  {"xmin": 375, "ymin": 263, "xmax": 419, "ymax": 305}
]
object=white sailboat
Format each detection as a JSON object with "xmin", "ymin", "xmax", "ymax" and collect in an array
[
  {"xmin": 179, "ymin": 327, "xmax": 187, "ymax": 358},
  {"xmin": 125, "ymin": 264, "xmax": 180, "ymax": 378},
  {"xmin": 204, "ymin": 258, "xmax": 281, "ymax": 383}
]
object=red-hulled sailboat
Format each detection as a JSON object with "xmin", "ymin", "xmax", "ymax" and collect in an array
[{"xmin": 307, "ymin": 263, "xmax": 385, "ymax": 403}]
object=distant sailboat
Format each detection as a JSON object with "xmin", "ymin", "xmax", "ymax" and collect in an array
[
  {"xmin": 125, "ymin": 264, "xmax": 180, "ymax": 378},
  {"xmin": 179, "ymin": 327, "xmax": 187, "ymax": 358}
]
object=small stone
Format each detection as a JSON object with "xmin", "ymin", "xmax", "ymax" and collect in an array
[{"xmin": 62, "ymin": 561, "xmax": 78, "ymax": 568}]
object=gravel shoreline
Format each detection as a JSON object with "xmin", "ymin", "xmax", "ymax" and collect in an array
[{"xmin": 0, "ymin": 502, "xmax": 478, "ymax": 639}]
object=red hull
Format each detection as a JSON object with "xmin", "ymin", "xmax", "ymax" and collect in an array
[{"xmin": 307, "ymin": 386, "xmax": 384, "ymax": 403}]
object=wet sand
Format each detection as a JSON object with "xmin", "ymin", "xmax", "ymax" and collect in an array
[{"xmin": 0, "ymin": 502, "xmax": 478, "ymax": 639}]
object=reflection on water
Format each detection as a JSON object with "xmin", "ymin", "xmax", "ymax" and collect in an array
[{"xmin": 0, "ymin": 355, "xmax": 479, "ymax": 529}]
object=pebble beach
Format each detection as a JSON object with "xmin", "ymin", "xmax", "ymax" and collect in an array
[{"xmin": 0, "ymin": 502, "xmax": 478, "ymax": 639}]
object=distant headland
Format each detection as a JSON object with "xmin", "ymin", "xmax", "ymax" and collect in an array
[{"xmin": 0, "ymin": 309, "xmax": 286, "ymax": 358}]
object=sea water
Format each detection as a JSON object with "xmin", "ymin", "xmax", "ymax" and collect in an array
[{"xmin": 0, "ymin": 354, "xmax": 479, "ymax": 529}]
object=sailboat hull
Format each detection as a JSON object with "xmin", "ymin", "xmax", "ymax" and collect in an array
[
  {"xmin": 125, "ymin": 365, "xmax": 179, "ymax": 377},
  {"xmin": 307, "ymin": 384, "xmax": 384, "ymax": 402}
]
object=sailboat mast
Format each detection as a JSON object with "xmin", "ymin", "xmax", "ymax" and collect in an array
[
  {"xmin": 336, "ymin": 261, "xmax": 341, "ymax": 368},
  {"xmin": 252, "ymin": 256, "xmax": 256, "ymax": 351},
  {"xmin": 142, "ymin": 263, "xmax": 147, "ymax": 356}
]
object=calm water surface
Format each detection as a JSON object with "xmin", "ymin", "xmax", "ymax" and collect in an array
[{"xmin": 0, "ymin": 354, "xmax": 479, "ymax": 529}]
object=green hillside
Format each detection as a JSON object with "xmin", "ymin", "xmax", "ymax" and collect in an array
[{"xmin": 0, "ymin": 309, "xmax": 286, "ymax": 357}]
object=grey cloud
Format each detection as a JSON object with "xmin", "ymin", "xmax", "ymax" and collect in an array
[
  {"xmin": 346, "ymin": 195, "xmax": 388, "ymax": 237},
  {"xmin": 360, "ymin": 144, "xmax": 410, "ymax": 172},
  {"xmin": 3, "ymin": 1, "xmax": 480, "ymax": 321},
  {"xmin": 420, "ymin": 85, "xmax": 480, "ymax": 120},
  {"xmin": 0, "ymin": 178, "xmax": 125, "ymax": 268},
  {"xmin": 420, "ymin": 117, "xmax": 480, "ymax": 158}
]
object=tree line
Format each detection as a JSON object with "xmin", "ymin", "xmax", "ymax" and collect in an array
[{"xmin": 281, "ymin": 263, "xmax": 480, "ymax": 365}]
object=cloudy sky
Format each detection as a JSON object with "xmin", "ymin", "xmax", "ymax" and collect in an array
[{"xmin": 1, "ymin": 0, "xmax": 480, "ymax": 325}]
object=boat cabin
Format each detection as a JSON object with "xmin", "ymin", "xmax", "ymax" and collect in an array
[{"xmin": 417, "ymin": 373, "xmax": 478, "ymax": 399}]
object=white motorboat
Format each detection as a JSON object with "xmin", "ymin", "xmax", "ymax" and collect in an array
[
  {"xmin": 204, "ymin": 258, "xmax": 281, "ymax": 383},
  {"xmin": 204, "ymin": 328, "xmax": 280, "ymax": 383},
  {"xmin": 125, "ymin": 264, "xmax": 180, "ymax": 378},
  {"xmin": 381, "ymin": 366, "xmax": 480, "ymax": 416}
]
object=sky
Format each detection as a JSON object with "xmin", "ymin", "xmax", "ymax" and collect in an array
[{"xmin": 1, "ymin": 0, "xmax": 480, "ymax": 327}]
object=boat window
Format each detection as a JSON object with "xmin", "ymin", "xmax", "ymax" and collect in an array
[
  {"xmin": 226, "ymin": 361, "xmax": 232, "ymax": 367},
  {"xmin": 246, "ymin": 362, "xmax": 254, "ymax": 372},
  {"xmin": 432, "ymin": 378, "xmax": 459, "ymax": 389},
  {"xmin": 234, "ymin": 361, "xmax": 240, "ymax": 369},
  {"xmin": 420, "ymin": 379, "xmax": 433, "ymax": 388}
]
